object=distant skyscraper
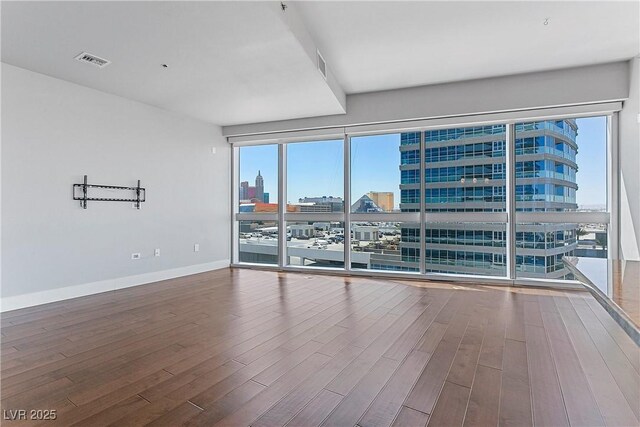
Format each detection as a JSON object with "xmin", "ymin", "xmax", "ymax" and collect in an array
[
  {"xmin": 366, "ymin": 192, "xmax": 394, "ymax": 212},
  {"xmin": 240, "ymin": 181, "xmax": 249, "ymax": 200},
  {"xmin": 255, "ymin": 170, "xmax": 264, "ymax": 203},
  {"xmin": 240, "ymin": 171, "xmax": 268, "ymax": 202}
]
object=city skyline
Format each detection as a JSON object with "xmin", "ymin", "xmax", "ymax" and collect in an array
[
  {"xmin": 238, "ymin": 116, "xmax": 607, "ymax": 209},
  {"xmin": 239, "ymin": 169, "xmax": 268, "ymax": 203}
]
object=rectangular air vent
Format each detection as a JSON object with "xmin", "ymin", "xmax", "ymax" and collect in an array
[
  {"xmin": 74, "ymin": 52, "xmax": 111, "ymax": 68},
  {"xmin": 317, "ymin": 50, "xmax": 327, "ymax": 80}
]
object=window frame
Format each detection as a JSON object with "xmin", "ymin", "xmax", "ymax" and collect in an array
[{"xmin": 232, "ymin": 104, "xmax": 619, "ymax": 288}]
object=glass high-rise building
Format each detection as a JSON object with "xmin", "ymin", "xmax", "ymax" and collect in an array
[{"xmin": 395, "ymin": 120, "xmax": 579, "ymax": 278}]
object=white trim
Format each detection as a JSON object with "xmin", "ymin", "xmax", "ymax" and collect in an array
[
  {"xmin": 608, "ymin": 113, "xmax": 620, "ymax": 259},
  {"xmin": 512, "ymin": 277, "xmax": 583, "ymax": 289},
  {"xmin": 419, "ymin": 129, "xmax": 426, "ymax": 274},
  {"xmin": 231, "ymin": 146, "xmax": 240, "ymax": 264},
  {"xmin": 344, "ymin": 134, "xmax": 352, "ymax": 270},
  {"xmin": 0, "ymin": 260, "xmax": 230, "ymax": 312},
  {"xmin": 278, "ymin": 143, "xmax": 287, "ymax": 267},
  {"xmin": 506, "ymin": 123, "xmax": 517, "ymax": 279}
]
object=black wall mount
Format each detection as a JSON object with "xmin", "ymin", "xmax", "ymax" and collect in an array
[{"xmin": 73, "ymin": 175, "xmax": 145, "ymax": 209}]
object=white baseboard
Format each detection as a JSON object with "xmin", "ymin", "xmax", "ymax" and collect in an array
[{"xmin": 0, "ymin": 259, "xmax": 230, "ymax": 313}]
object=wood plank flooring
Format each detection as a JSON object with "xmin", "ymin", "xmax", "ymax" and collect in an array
[{"xmin": 1, "ymin": 268, "xmax": 639, "ymax": 426}]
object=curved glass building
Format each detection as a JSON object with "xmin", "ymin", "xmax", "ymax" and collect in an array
[{"xmin": 397, "ymin": 119, "xmax": 579, "ymax": 278}]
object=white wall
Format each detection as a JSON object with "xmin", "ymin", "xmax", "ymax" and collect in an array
[
  {"xmin": 1, "ymin": 64, "xmax": 230, "ymax": 310},
  {"xmin": 619, "ymin": 57, "xmax": 640, "ymax": 260}
]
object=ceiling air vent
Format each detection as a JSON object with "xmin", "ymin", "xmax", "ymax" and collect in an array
[
  {"xmin": 74, "ymin": 52, "xmax": 111, "ymax": 68},
  {"xmin": 317, "ymin": 50, "xmax": 327, "ymax": 80}
]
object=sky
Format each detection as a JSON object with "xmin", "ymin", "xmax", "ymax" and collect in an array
[
  {"xmin": 573, "ymin": 116, "xmax": 607, "ymax": 208},
  {"xmin": 238, "ymin": 116, "xmax": 607, "ymax": 209},
  {"xmin": 238, "ymin": 144, "xmax": 279, "ymax": 203}
]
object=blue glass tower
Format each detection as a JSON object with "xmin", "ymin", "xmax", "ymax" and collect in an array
[{"xmin": 394, "ymin": 120, "xmax": 579, "ymax": 278}]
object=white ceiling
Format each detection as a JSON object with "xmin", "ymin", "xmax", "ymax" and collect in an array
[
  {"xmin": 2, "ymin": 1, "xmax": 639, "ymax": 126},
  {"xmin": 1, "ymin": 1, "xmax": 345, "ymax": 126},
  {"xmin": 296, "ymin": 0, "xmax": 640, "ymax": 93}
]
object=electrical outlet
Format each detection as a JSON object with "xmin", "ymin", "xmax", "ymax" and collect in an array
[
  {"xmin": 211, "ymin": 147, "xmax": 217, "ymax": 154},
  {"xmin": 154, "ymin": 248, "xmax": 160, "ymax": 257},
  {"xmin": 194, "ymin": 243, "xmax": 200, "ymax": 252},
  {"xmin": 131, "ymin": 253, "xmax": 141, "ymax": 260}
]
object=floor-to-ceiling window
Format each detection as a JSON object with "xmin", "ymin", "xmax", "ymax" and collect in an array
[
  {"xmin": 514, "ymin": 116, "xmax": 609, "ymax": 280},
  {"xmin": 285, "ymin": 139, "xmax": 345, "ymax": 268},
  {"xmin": 236, "ymin": 144, "xmax": 279, "ymax": 265},
  {"xmin": 422, "ymin": 125, "xmax": 508, "ymax": 277},
  {"xmin": 350, "ymin": 133, "xmax": 420, "ymax": 271},
  {"xmin": 232, "ymin": 112, "xmax": 614, "ymax": 285}
]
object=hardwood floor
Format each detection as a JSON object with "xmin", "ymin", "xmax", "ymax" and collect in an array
[{"xmin": 1, "ymin": 268, "xmax": 638, "ymax": 426}]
